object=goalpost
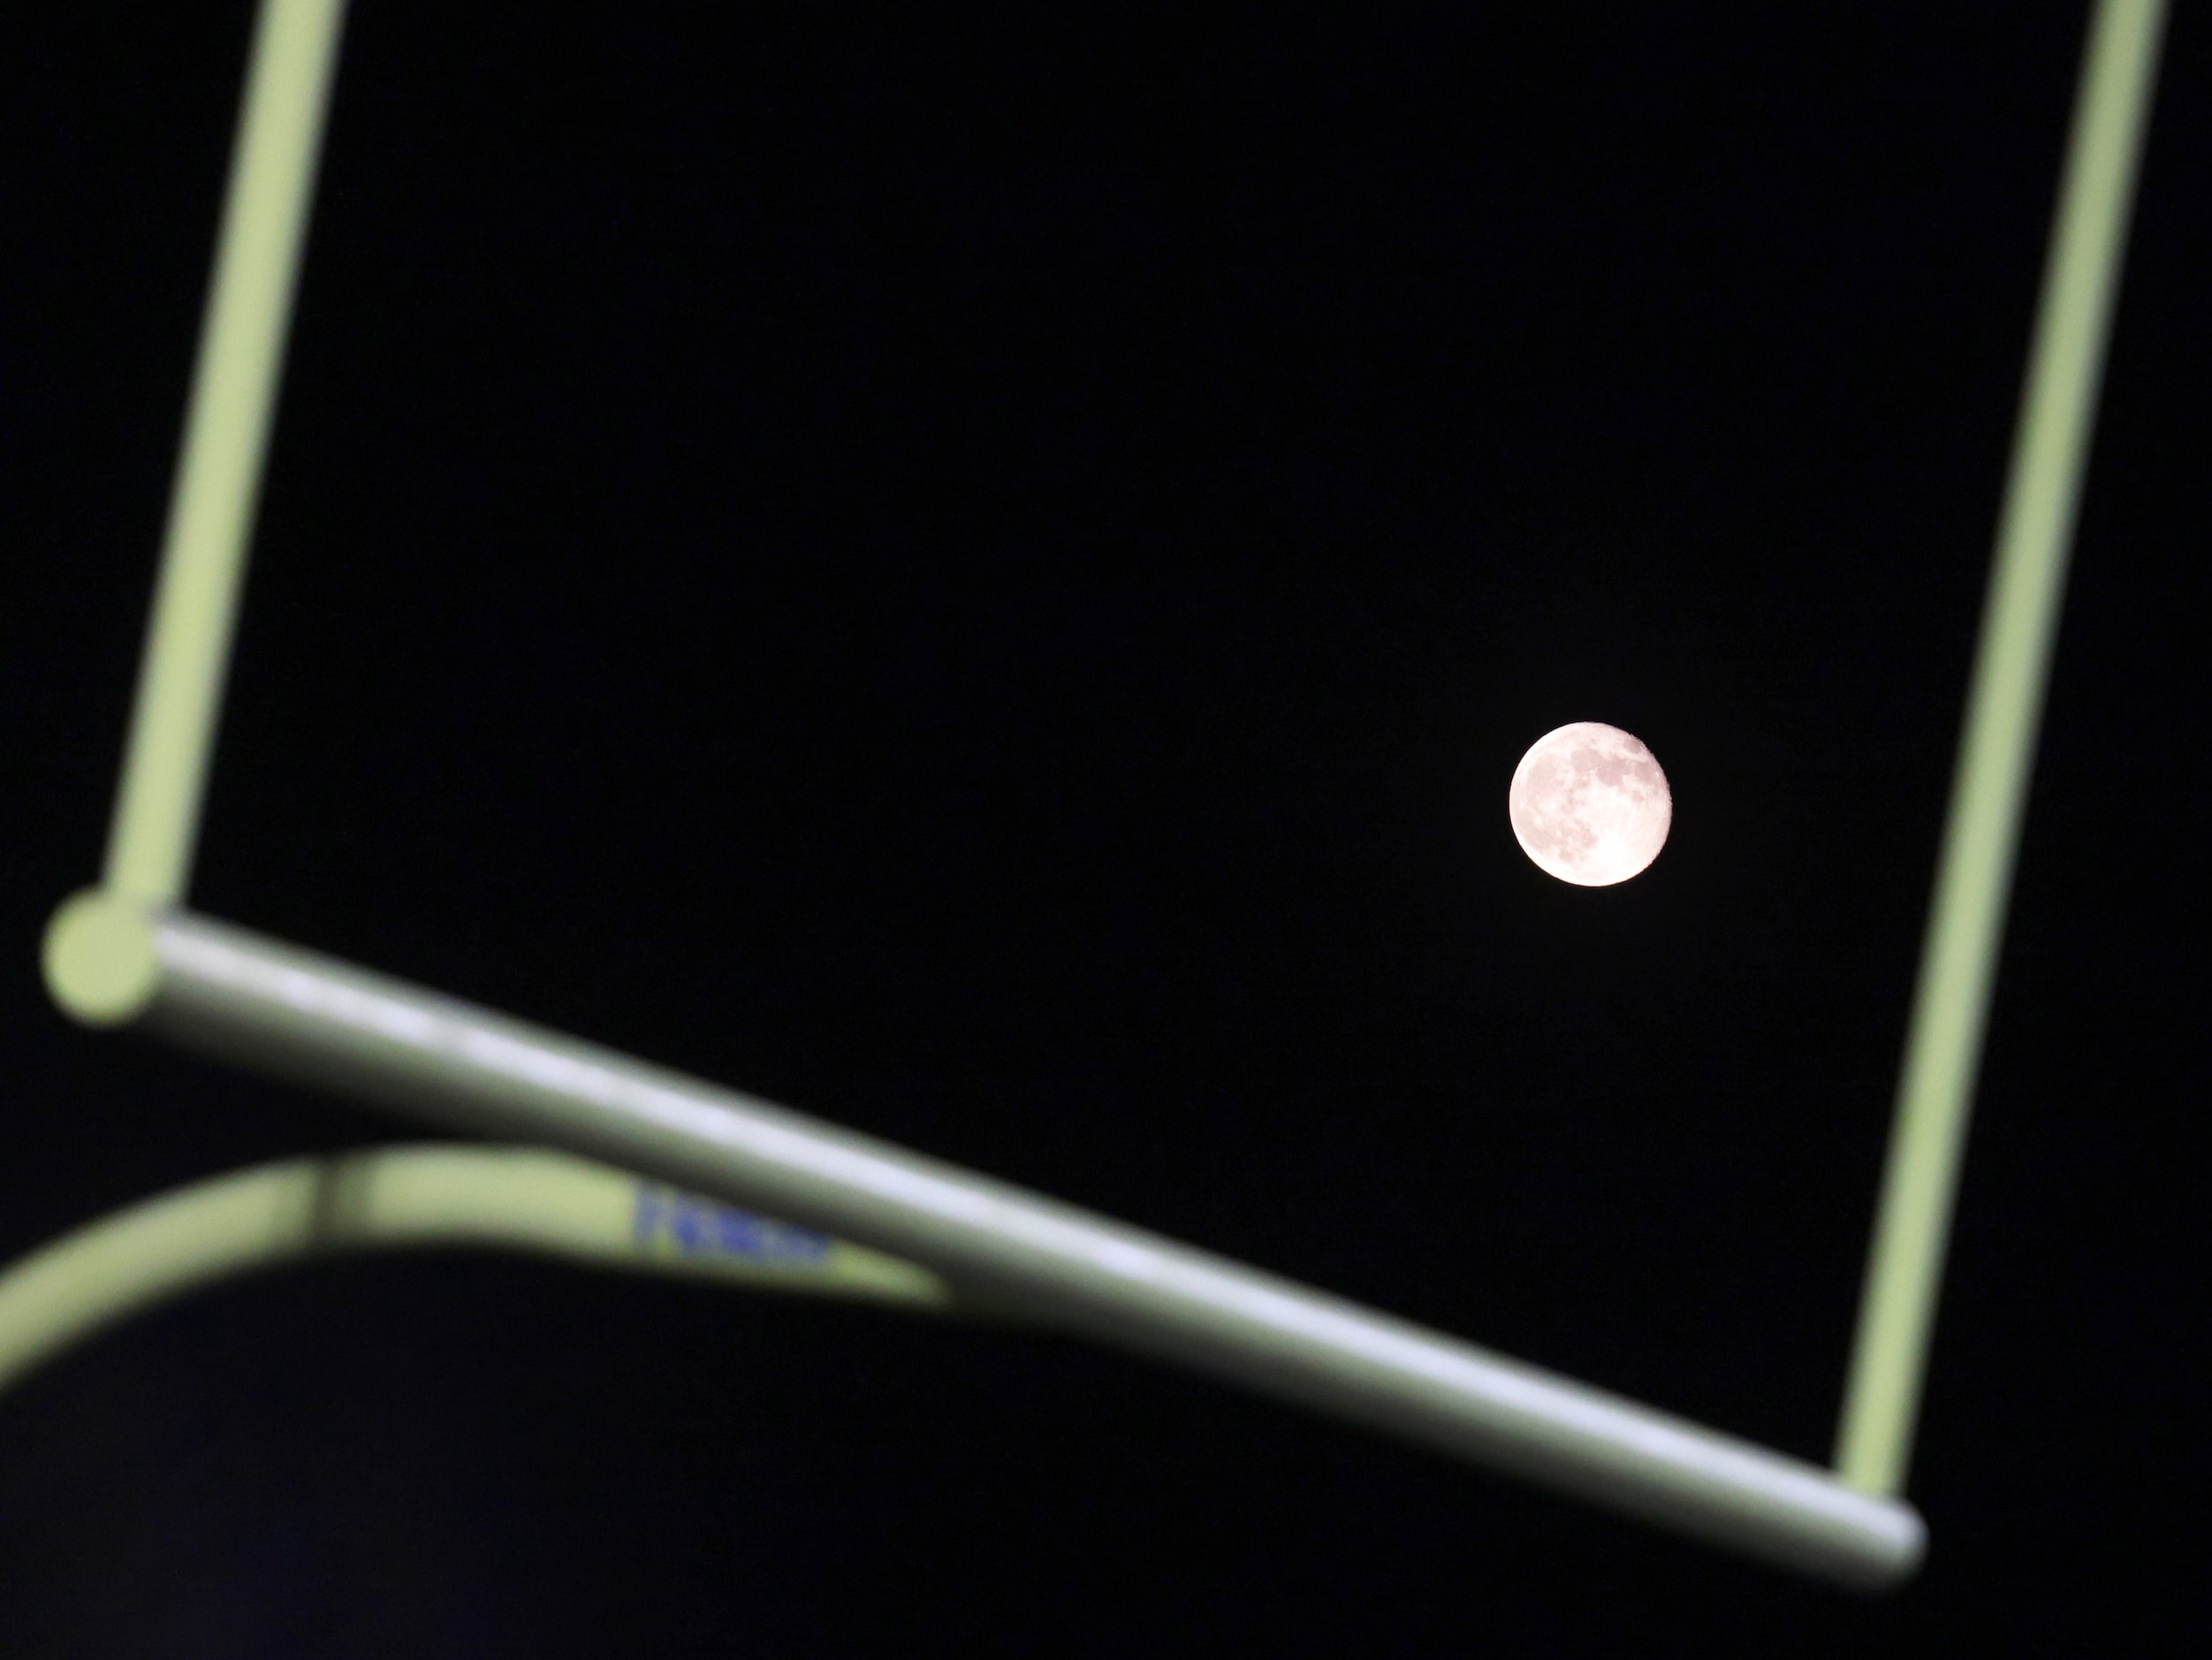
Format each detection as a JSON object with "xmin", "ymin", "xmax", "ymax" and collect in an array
[{"xmin": 27, "ymin": 0, "xmax": 2167, "ymax": 1592}]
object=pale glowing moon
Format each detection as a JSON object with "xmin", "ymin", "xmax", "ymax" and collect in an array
[{"xmin": 1508, "ymin": 722, "xmax": 1671, "ymax": 887}]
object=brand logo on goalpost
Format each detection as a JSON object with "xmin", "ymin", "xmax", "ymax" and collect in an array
[{"xmin": 634, "ymin": 1184, "xmax": 833, "ymax": 1266}]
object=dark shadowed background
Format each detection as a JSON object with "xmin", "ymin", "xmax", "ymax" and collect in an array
[{"xmin": 2, "ymin": 4, "xmax": 2206, "ymax": 1652}]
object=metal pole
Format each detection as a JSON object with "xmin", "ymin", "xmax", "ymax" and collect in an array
[
  {"xmin": 44, "ymin": 893, "xmax": 1924, "ymax": 1590},
  {"xmin": 1835, "ymin": 0, "xmax": 2166, "ymax": 1497},
  {"xmin": 103, "ymin": 0, "xmax": 347, "ymax": 905}
]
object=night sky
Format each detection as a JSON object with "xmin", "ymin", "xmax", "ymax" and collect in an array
[{"xmin": 2, "ymin": 5, "xmax": 2206, "ymax": 1652}]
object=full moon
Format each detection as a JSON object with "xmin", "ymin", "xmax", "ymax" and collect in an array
[{"xmin": 1508, "ymin": 722, "xmax": 1671, "ymax": 887}]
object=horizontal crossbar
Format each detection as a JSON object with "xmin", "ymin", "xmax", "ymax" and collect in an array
[{"xmin": 45, "ymin": 889, "xmax": 1924, "ymax": 1591}]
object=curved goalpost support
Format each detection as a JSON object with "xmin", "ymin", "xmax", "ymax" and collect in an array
[
  {"xmin": 30, "ymin": 0, "xmax": 2167, "ymax": 1603},
  {"xmin": 0, "ymin": 1145, "xmax": 953, "ymax": 1403}
]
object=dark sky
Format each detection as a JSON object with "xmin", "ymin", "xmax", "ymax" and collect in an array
[{"xmin": 2, "ymin": 4, "xmax": 2206, "ymax": 1652}]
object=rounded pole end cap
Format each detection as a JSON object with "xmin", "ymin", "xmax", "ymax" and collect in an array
[{"xmin": 43, "ymin": 889, "xmax": 160, "ymax": 1026}]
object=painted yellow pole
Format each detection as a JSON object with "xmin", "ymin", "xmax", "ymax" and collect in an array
[
  {"xmin": 102, "ymin": 0, "xmax": 348, "ymax": 904},
  {"xmin": 1835, "ymin": 0, "xmax": 2166, "ymax": 1496},
  {"xmin": 0, "ymin": 1146, "xmax": 949, "ymax": 1400}
]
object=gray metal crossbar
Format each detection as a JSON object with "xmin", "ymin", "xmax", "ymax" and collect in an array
[{"xmin": 45, "ymin": 892, "xmax": 1924, "ymax": 1590}]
